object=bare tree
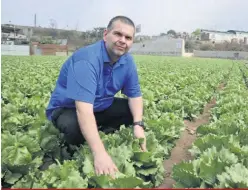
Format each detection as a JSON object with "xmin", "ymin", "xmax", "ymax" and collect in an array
[
  {"xmin": 49, "ymin": 19, "xmax": 57, "ymax": 29},
  {"xmin": 48, "ymin": 19, "xmax": 58, "ymax": 40}
]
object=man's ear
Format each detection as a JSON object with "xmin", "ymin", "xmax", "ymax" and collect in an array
[{"xmin": 103, "ymin": 29, "xmax": 108, "ymax": 42}]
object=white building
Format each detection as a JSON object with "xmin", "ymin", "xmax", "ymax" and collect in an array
[
  {"xmin": 200, "ymin": 29, "xmax": 248, "ymax": 44},
  {"xmin": 2, "ymin": 24, "xmax": 28, "ymax": 39},
  {"xmin": 1, "ymin": 24, "xmax": 30, "ymax": 55}
]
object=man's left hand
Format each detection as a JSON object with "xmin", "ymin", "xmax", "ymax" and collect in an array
[{"xmin": 133, "ymin": 125, "xmax": 147, "ymax": 152}]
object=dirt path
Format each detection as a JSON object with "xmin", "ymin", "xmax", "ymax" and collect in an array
[{"xmin": 158, "ymin": 83, "xmax": 225, "ymax": 188}]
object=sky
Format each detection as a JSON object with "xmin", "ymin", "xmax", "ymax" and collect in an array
[{"xmin": 1, "ymin": 0, "xmax": 248, "ymax": 36}]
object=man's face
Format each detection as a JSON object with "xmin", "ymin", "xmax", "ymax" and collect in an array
[{"xmin": 103, "ymin": 20, "xmax": 135, "ymax": 59}]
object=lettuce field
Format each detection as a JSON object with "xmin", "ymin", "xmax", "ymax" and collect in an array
[{"xmin": 1, "ymin": 55, "xmax": 248, "ymax": 188}]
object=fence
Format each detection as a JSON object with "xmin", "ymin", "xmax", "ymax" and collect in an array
[
  {"xmin": 1, "ymin": 43, "xmax": 69, "ymax": 56},
  {"xmin": 193, "ymin": 50, "xmax": 248, "ymax": 60},
  {"xmin": 30, "ymin": 43, "xmax": 68, "ymax": 56},
  {"xmin": 1, "ymin": 44, "xmax": 30, "ymax": 56}
]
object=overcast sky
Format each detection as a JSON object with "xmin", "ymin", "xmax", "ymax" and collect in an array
[{"xmin": 2, "ymin": 0, "xmax": 248, "ymax": 35}]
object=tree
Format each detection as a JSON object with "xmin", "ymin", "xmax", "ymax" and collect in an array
[
  {"xmin": 49, "ymin": 19, "xmax": 58, "ymax": 39},
  {"xmin": 192, "ymin": 29, "xmax": 201, "ymax": 36},
  {"xmin": 167, "ymin": 29, "xmax": 176, "ymax": 37},
  {"xmin": 93, "ymin": 27, "xmax": 105, "ymax": 39},
  {"xmin": 185, "ymin": 41, "xmax": 194, "ymax": 52},
  {"xmin": 49, "ymin": 19, "xmax": 57, "ymax": 29},
  {"xmin": 200, "ymin": 43, "xmax": 214, "ymax": 51}
]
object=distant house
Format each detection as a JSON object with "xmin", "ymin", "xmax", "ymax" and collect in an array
[
  {"xmin": 200, "ymin": 29, "xmax": 248, "ymax": 44},
  {"xmin": 1, "ymin": 24, "xmax": 29, "ymax": 44},
  {"xmin": 1, "ymin": 24, "xmax": 30, "ymax": 55}
]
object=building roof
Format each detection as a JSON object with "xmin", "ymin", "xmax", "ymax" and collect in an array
[
  {"xmin": 1, "ymin": 24, "xmax": 21, "ymax": 33},
  {"xmin": 201, "ymin": 29, "xmax": 248, "ymax": 34},
  {"xmin": 227, "ymin": 30, "xmax": 248, "ymax": 34},
  {"xmin": 201, "ymin": 29, "xmax": 228, "ymax": 34}
]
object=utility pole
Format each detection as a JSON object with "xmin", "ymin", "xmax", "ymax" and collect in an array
[{"xmin": 34, "ymin": 14, "xmax": 36, "ymax": 27}]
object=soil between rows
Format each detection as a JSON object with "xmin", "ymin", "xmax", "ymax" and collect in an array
[{"xmin": 158, "ymin": 83, "xmax": 225, "ymax": 188}]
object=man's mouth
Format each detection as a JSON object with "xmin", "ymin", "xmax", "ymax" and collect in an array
[{"xmin": 116, "ymin": 45, "xmax": 125, "ymax": 50}]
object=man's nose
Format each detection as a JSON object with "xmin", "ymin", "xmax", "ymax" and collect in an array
[{"xmin": 119, "ymin": 36, "xmax": 126, "ymax": 43}]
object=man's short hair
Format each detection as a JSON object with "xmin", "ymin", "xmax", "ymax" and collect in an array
[{"xmin": 107, "ymin": 16, "xmax": 135, "ymax": 31}]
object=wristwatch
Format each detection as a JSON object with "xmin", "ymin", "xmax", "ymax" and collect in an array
[{"xmin": 133, "ymin": 121, "xmax": 145, "ymax": 129}]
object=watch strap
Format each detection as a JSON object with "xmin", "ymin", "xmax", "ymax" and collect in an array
[{"xmin": 133, "ymin": 121, "xmax": 145, "ymax": 129}]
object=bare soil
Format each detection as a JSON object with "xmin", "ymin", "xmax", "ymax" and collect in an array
[{"xmin": 158, "ymin": 83, "xmax": 225, "ymax": 188}]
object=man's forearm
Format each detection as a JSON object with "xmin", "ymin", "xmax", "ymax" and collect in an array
[
  {"xmin": 128, "ymin": 96, "xmax": 143, "ymax": 122},
  {"xmin": 128, "ymin": 96, "xmax": 147, "ymax": 152},
  {"xmin": 76, "ymin": 102, "xmax": 106, "ymax": 156}
]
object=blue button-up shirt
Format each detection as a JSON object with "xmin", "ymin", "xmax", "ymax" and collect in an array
[{"xmin": 46, "ymin": 40, "xmax": 142, "ymax": 120}]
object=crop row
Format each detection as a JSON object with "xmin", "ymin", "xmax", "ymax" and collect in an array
[
  {"xmin": 172, "ymin": 62, "xmax": 248, "ymax": 188},
  {"xmin": 1, "ymin": 55, "xmax": 235, "ymax": 188}
]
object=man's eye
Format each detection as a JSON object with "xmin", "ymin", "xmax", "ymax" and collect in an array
[{"xmin": 115, "ymin": 32, "xmax": 122, "ymax": 36}]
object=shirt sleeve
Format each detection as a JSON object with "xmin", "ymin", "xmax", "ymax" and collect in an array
[
  {"xmin": 122, "ymin": 61, "xmax": 142, "ymax": 98},
  {"xmin": 66, "ymin": 58, "xmax": 98, "ymax": 104}
]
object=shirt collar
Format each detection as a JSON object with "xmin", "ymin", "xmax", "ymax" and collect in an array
[
  {"xmin": 101, "ymin": 40, "xmax": 111, "ymax": 63},
  {"xmin": 101, "ymin": 40, "xmax": 127, "ymax": 65}
]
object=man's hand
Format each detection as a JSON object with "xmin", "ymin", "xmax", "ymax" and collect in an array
[
  {"xmin": 93, "ymin": 151, "xmax": 118, "ymax": 178},
  {"xmin": 133, "ymin": 125, "xmax": 147, "ymax": 151},
  {"xmin": 75, "ymin": 101, "xmax": 118, "ymax": 178}
]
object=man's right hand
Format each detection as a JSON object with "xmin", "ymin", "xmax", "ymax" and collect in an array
[
  {"xmin": 75, "ymin": 101, "xmax": 118, "ymax": 178},
  {"xmin": 93, "ymin": 151, "xmax": 118, "ymax": 178}
]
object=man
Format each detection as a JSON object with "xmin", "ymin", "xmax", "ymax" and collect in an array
[{"xmin": 46, "ymin": 16, "xmax": 146, "ymax": 177}]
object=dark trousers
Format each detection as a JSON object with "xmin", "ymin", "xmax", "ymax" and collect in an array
[{"xmin": 51, "ymin": 97, "xmax": 133, "ymax": 146}]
